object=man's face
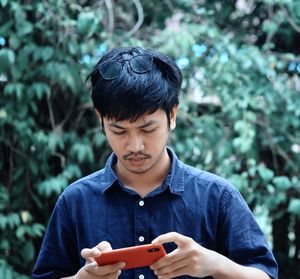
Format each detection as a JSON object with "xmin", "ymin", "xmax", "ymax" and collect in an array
[{"xmin": 102, "ymin": 108, "xmax": 178, "ymax": 176}]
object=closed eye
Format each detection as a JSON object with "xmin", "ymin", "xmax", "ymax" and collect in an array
[
  {"xmin": 111, "ymin": 130, "xmax": 126, "ymax": 135},
  {"xmin": 141, "ymin": 128, "xmax": 157, "ymax": 133}
]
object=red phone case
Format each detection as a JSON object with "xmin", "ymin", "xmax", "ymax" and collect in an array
[{"xmin": 94, "ymin": 243, "xmax": 166, "ymax": 270}]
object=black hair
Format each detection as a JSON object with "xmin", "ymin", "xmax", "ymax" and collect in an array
[{"xmin": 88, "ymin": 47, "xmax": 182, "ymax": 127}]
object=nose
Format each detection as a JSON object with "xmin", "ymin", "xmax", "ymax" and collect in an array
[{"xmin": 126, "ymin": 133, "xmax": 145, "ymax": 153}]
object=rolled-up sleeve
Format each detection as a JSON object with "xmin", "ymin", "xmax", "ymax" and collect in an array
[{"xmin": 217, "ymin": 187, "xmax": 278, "ymax": 279}]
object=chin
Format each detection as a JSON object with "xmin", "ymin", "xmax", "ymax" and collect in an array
[{"xmin": 126, "ymin": 163, "xmax": 154, "ymax": 174}]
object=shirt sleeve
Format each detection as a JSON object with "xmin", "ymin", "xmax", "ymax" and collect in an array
[
  {"xmin": 32, "ymin": 195, "xmax": 80, "ymax": 278},
  {"xmin": 217, "ymin": 187, "xmax": 278, "ymax": 279}
]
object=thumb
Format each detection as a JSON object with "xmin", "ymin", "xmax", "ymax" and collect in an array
[
  {"xmin": 152, "ymin": 232, "xmax": 191, "ymax": 246},
  {"xmin": 96, "ymin": 241, "xmax": 113, "ymax": 252},
  {"xmin": 81, "ymin": 247, "xmax": 102, "ymax": 263}
]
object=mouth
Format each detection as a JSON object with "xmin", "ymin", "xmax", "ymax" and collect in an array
[
  {"xmin": 125, "ymin": 156, "xmax": 150, "ymax": 167},
  {"xmin": 127, "ymin": 157, "xmax": 148, "ymax": 162},
  {"xmin": 124, "ymin": 153, "xmax": 150, "ymax": 161}
]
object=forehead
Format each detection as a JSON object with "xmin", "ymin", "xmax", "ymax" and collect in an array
[{"xmin": 105, "ymin": 109, "xmax": 166, "ymax": 126}]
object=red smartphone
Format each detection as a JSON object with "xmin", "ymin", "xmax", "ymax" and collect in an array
[{"xmin": 94, "ymin": 243, "xmax": 166, "ymax": 270}]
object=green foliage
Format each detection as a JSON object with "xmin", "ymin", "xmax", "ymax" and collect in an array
[
  {"xmin": 288, "ymin": 199, "xmax": 300, "ymax": 215},
  {"xmin": 0, "ymin": 259, "xmax": 30, "ymax": 279},
  {"xmin": 0, "ymin": 0, "xmax": 299, "ymax": 278}
]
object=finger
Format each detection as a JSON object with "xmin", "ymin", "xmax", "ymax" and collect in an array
[
  {"xmin": 81, "ymin": 248, "xmax": 102, "ymax": 261},
  {"xmin": 85, "ymin": 261, "xmax": 126, "ymax": 276},
  {"xmin": 152, "ymin": 232, "xmax": 191, "ymax": 246},
  {"xmin": 83, "ymin": 262, "xmax": 98, "ymax": 269},
  {"xmin": 150, "ymin": 249, "xmax": 184, "ymax": 270},
  {"xmin": 156, "ymin": 264, "xmax": 189, "ymax": 279},
  {"xmin": 154, "ymin": 257, "xmax": 191, "ymax": 276},
  {"xmin": 78, "ymin": 262, "xmax": 123, "ymax": 279},
  {"xmin": 97, "ymin": 262, "xmax": 126, "ymax": 275},
  {"xmin": 79, "ymin": 262, "xmax": 99, "ymax": 277},
  {"xmin": 96, "ymin": 241, "xmax": 113, "ymax": 252},
  {"xmin": 81, "ymin": 241, "xmax": 113, "ymax": 261}
]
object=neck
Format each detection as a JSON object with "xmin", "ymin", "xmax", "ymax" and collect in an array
[{"xmin": 115, "ymin": 149, "xmax": 171, "ymax": 197}]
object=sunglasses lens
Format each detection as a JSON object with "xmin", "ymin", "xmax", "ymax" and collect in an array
[
  {"xmin": 99, "ymin": 61, "xmax": 122, "ymax": 80},
  {"xmin": 130, "ymin": 55, "xmax": 153, "ymax": 73},
  {"xmin": 98, "ymin": 55, "xmax": 153, "ymax": 80}
]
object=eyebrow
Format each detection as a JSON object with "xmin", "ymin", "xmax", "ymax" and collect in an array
[
  {"xmin": 108, "ymin": 120, "xmax": 159, "ymax": 130},
  {"xmin": 108, "ymin": 123, "xmax": 125, "ymax": 129},
  {"xmin": 138, "ymin": 120, "xmax": 159, "ymax": 129}
]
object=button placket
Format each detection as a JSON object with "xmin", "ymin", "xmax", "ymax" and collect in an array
[{"xmin": 134, "ymin": 198, "xmax": 148, "ymax": 245}]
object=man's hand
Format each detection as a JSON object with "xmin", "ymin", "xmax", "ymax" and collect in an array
[
  {"xmin": 75, "ymin": 241, "xmax": 125, "ymax": 279},
  {"xmin": 150, "ymin": 232, "xmax": 215, "ymax": 279},
  {"xmin": 150, "ymin": 232, "xmax": 271, "ymax": 279}
]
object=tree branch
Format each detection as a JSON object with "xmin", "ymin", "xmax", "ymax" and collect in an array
[
  {"xmin": 47, "ymin": 94, "xmax": 56, "ymax": 131},
  {"xmin": 125, "ymin": 0, "xmax": 144, "ymax": 38},
  {"xmin": 104, "ymin": 0, "xmax": 115, "ymax": 36},
  {"xmin": 280, "ymin": 5, "xmax": 300, "ymax": 34},
  {"xmin": 164, "ymin": 0, "xmax": 175, "ymax": 12},
  {"xmin": 265, "ymin": 4, "xmax": 284, "ymax": 45}
]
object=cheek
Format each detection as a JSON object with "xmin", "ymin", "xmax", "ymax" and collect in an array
[
  {"xmin": 106, "ymin": 135, "xmax": 123, "ymax": 150},
  {"xmin": 150, "ymin": 131, "xmax": 170, "ymax": 147}
]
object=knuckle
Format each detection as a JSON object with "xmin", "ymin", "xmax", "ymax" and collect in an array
[
  {"xmin": 190, "ymin": 255, "xmax": 198, "ymax": 265},
  {"xmin": 185, "ymin": 236, "xmax": 194, "ymax": 243},
  {"xmin": 80, "ymin": 248, "xmax": 88, "ymax": 257}
]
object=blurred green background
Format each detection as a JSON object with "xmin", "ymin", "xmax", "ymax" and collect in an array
[{"xmin": 0, "ymin": 0, "xmax": 300, "ymax": 278}]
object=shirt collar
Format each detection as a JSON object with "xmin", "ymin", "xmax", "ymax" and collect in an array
[
  {"xmin": 99, "ymin": 154, "xmax": 118, "ymax": 193},
  {"xmin": 99, "ymin": 147, "xmax": 185, "ymax": 195},
  {"xmin": 164, "ymin": 148, "xmax": 185, "ymax": 195}
]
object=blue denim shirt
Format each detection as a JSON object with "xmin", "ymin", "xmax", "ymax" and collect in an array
[{"xmin": 33, "ymin": 148, "xmax": 278, "ymax": 279}]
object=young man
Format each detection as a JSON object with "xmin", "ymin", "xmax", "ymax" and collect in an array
[{"xmin": 33, "ymin": 47, "xmax": 278, "ymax": 279}]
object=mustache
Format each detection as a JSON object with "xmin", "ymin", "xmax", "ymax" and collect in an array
[{"xmin": 123, "ymin": 152, "xmax": 151, "ymax": 160}]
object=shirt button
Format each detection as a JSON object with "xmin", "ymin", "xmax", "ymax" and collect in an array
[
  {"xmin": 138, "ymin": 236, "xmax": 145, "ymax": 242},
  {"xmin": 139, "ymin": 275, "xmax": 144, "ymax": 279},
  {"xmin": 139, "ymin": 200, "xmax": 144, "ymax": 206}
]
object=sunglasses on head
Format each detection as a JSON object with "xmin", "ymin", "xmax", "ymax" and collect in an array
[{"xmin": 97, "ymin": 54, "xmax": 153, "ymax": 80}]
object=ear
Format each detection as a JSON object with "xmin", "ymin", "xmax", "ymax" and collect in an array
[{"xmin": 169, "ymin": 105, "xmax": 179, "ymax": 131}]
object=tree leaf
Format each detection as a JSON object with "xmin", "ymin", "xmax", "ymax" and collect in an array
[
  {"xmin": 20, "ymin": 241, "xmax": 35, "ymax": 264},
  {"xmin": 288, "ymin": 199, "xmax": 300, "ymax": 215},
  {"xmin": 273, "ymin": 176, "xmax": 291, "ymax": 190}
]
